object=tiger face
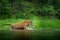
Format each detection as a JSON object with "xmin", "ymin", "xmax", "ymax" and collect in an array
[{"xmin": 11, "ymin": 20, "xmax": 34, "ymax": 30}]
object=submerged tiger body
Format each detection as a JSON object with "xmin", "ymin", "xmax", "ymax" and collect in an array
[{"xmin": 11, "ymin": 20, "xmax": 34, "ymax": 30}]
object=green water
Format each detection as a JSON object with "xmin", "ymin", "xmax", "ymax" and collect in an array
[{"xmin": 0, "ymin": 29, "xmax": 60, "ymax": 40}]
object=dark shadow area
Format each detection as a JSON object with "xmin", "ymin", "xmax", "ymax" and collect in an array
[{"xmin": 0, "ymin": 29, "xmax": 60, "ymax": 40}]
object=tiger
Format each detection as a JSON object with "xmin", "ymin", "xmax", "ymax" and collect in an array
[{"xmin": 2, "ymin": 20, "xmax": 35, "ymax": 30}]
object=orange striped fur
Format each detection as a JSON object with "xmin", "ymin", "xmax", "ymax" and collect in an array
[{"xmin": 11, "ymin": 20, "xmax": 33, "ymax": 30}]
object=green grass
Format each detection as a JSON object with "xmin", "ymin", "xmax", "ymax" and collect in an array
[
  {"xmin": 0, "ymin": 18, "xmax": 60, "ymax": 30},
  {"xmin": 39, "ymin": 19, "xmax": 60, "ymax": 28}
]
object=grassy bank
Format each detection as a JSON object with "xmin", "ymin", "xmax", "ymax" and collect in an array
[{"xmin": 0, "ymin": 18, "xmax": 60, "ymax": 30}]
